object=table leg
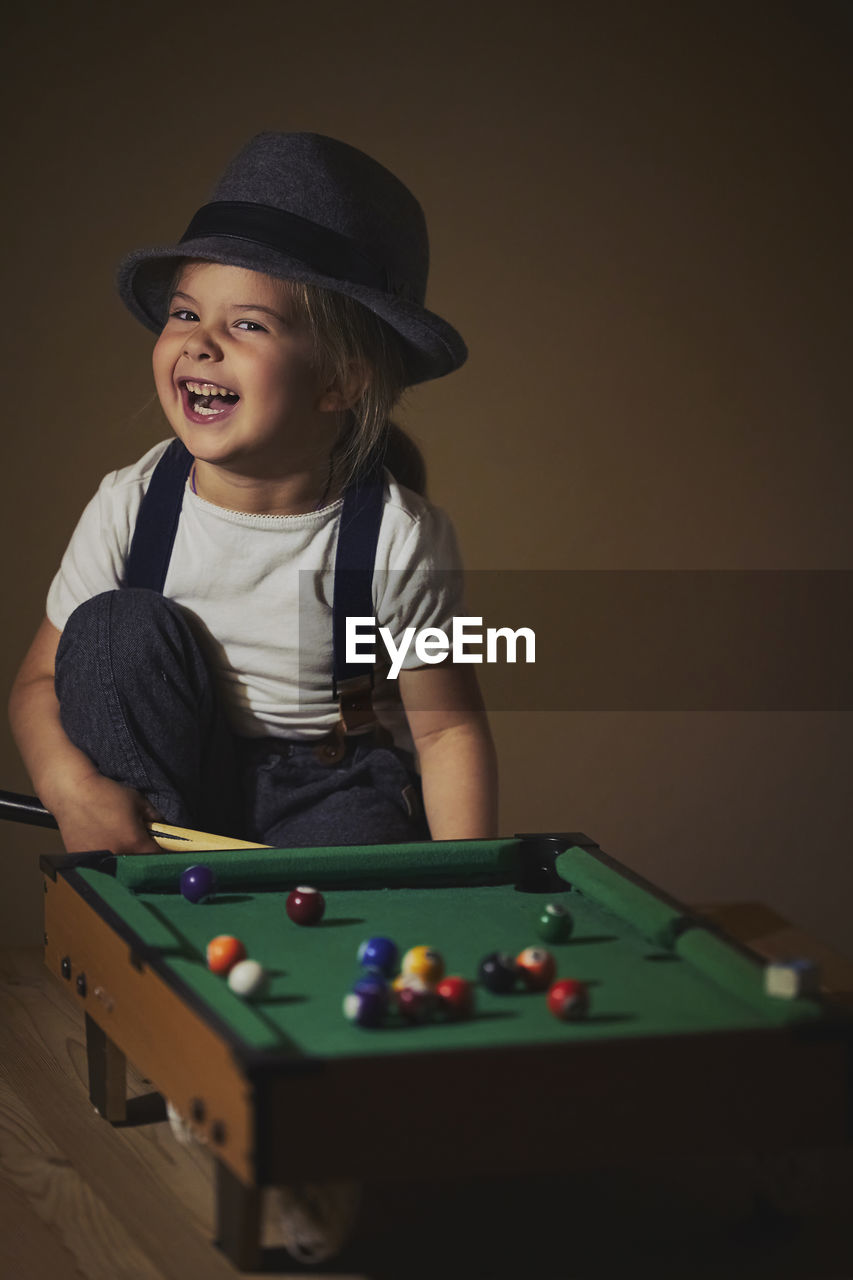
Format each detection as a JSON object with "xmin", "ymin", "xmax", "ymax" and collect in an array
[
  {"xmin": 215, "ymin": 1159, "xmax": 263, "ymax": 1271},
  {"xmin": 85, "ymin": 1012, "xmax": 127, "ymax": 1122}
]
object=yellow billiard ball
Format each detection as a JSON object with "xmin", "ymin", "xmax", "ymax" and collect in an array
[{"xmin": 401, "ymin": 945, "xmax": 445, "ymax": 984}]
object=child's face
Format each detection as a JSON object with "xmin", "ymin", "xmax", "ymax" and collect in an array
[{"xmin": 153, "ymin": 261, "xmax": 338, "ymax": 476}]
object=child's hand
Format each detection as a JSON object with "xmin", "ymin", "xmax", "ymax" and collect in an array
[{"xmin": 50, "ymin": 774, "xmax": 163, "ymax": 856}]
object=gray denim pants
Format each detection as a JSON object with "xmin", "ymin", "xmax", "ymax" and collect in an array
[{"xmin": 54, "ymin": 589, "xmax": 429, "ymax": 847}]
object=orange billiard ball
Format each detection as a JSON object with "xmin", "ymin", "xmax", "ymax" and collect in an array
[
  {"xmin": 516, "ymin": 946, "xmax": 557, "ymax": 992},
  {"xmin": 206, "ymin": 935, "xmax": 247, "ymax": 975}
]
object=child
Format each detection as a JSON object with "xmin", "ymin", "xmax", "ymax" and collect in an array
[
  {"xmin": 9, "ymin": 131, "xmax": 498, "ymax": 1264},
  {"xmin": 9, "ymin": 132, "xmax": 498, "ymax": 860}
]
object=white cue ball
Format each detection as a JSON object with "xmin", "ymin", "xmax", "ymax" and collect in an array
[{"xmin": 227, "ymin": 959, "xmax": 267, "ymax": 999}]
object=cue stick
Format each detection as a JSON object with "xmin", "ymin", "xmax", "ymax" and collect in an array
[{"xmin": 0, "ymin": 789, "xmax": 270, "ymax": 852}]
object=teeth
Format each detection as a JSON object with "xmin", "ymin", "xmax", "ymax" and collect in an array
[
  {"xmin": 195, "ymin": 403, "xmax": 227, "ymax": 416},
  {"xmin": 184, "ymin": 380, "xmax": 236, "ymax": 397}
]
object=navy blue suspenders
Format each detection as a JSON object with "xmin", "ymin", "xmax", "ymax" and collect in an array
[
  {"xmin": 124, "ymin": 439, "xmax": 385, "ymax": 750},
  {"xmin": 125, "ymin": 440, "xmax": 193, "ymax": 592}
]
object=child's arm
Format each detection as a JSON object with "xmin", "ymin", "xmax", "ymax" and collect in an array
[
  {"xmin": 398, "ymin": 664, "xmax": 498, "ymax": 839},
  {"xmin": 8, "ymin": 617, "xmax": 160, "ymax": 854}
]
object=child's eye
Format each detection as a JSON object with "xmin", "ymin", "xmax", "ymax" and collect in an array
[
  {"xmin": 169, "ymin": 308, "xmax": 198, "ymax": 322},
  {"xmin": 235, "ymin": 320, "xmax": 267, "ymax": 332}
]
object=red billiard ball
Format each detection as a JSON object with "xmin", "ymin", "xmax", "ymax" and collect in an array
[
  {"xmin": 516, "ymin": 946, "xmax": 557, "ymax": 992},
  {"xmin": 395, "ymin": 978, "xmax": 437, "ymax": 1024},
  {"xmin": 547, "ymin": 978, "xmax": 590, "ymax": 1021},
  {"xmin": 286, "ymin": 885, "xmax": 325, "ymax": 926},
  {"xmin": 435, "ymin": 975, "xmax": 475, "ymax": 1020}
]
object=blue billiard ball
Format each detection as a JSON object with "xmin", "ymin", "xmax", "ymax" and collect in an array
[
  {"xmin": 180, "ymin": 863, "xmax": 215, "ymax": 904},
  {"xmin": 357, "ymin": 936, "xmax": 398, "ymax": 977}
]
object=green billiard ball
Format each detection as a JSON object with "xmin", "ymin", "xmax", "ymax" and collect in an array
[{"xmin": 536, "ymin": 902, "xmax": 573, "ymax": 943}]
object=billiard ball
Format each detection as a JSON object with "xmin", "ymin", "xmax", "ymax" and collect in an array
[
  {"xmin": 536, "ymin": 902, "xmax": 573, "ymax": 944},
  {"xmin": 435, "ymin": 975, "xmax": 475, "ymax": 1019},
  {"xmin": 353, "ymin": 974, "xmax": 391, "ymax": 1011},
  {"xmin": 206, "ymin": 935, "xmax": 247, "ymax": 975},
  {"xmin": 516, "ymin": 946, "xmax": 557, "ymax": 991},
  {"xmin": 227, "ymin": 959, "xmax": 267, "ymax": 999},
  {"xmin": 391, "ymin": 973, "xmax": 433, "ymax": 1000},
  {"xmin": 357, "ymin": 936, "xmax": 398, "ymax": 977},
  {"xmin": 401, "ymin": 945, "xmax": 445, "ymax": 984},
  {"xmin": 286, "ymin": 885, "xmax": 325, "ymax": 926},
  {"xmin": 478, "ymin": 952, "xmax": 518, "ymax": 994},
  {"xmin": 180, "ymin": 863, "xmax": 215, "ymax": 904},
  {"xmin": 343, "ymin": 987, "xmax": 386, "ymax": 1027},
  {"xmin": 547, "ymin": 978, "xmax": 590, "ymax": 1021},
  {"xmin": 394, "ymin": 977, "xmax": 437, "ymax": 1023}
]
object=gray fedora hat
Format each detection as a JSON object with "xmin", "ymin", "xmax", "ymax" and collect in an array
[{"xmin": 117, "ymin": 132, "xmax": 467, "ymax": 386}]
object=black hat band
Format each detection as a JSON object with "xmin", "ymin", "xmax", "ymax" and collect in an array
[{"xmin": 179, "ymin": 201, "xmax": 417, "ymax": 301}]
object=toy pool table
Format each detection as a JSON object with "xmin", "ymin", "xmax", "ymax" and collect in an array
[{"xmin": 41, "ymin": 833, "xmax": 852, "ymax": 1270}]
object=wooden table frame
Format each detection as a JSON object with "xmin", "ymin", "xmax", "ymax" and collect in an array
[{"xmin": 42, "ymin": 839, "xmax": 853, "ymax": 1272}]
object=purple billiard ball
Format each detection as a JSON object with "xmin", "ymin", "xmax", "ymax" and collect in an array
[
  {"xmin": 286, "ymin": 885, "xmax": 326, "ymax": 926},
  {"xmin": 343, "ymin": 988, "xmax": 386, "ymax": 1028},
  {"xmin": 353, "ymin": 975, "xmax": 391, "ymax": 1012},
  {"xmin": 180, "ymin": 863, "xmax": 215, "ymax": 904}
]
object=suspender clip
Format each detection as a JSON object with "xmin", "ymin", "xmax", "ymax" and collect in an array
[
  {"xmin": 313, "ymin": 680, "xmax": 393, "ymax": 763},
  {"xmin": 337, "ymin": 674, "xmax": 379, "ymax": 735}
]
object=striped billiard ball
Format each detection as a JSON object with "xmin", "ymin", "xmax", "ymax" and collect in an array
[
  {"xmin": 401, "ymin": 945, "xmax": 445, "ymax": 984},
  {"xmin": 516, "ymin": 946, "xmax": 557, "ymax": 992},
  {"xmin": 343, "ymin": 987, "xmax": 387, "ymax": 1027},
  {"xmin": 395, "ymin": 979, "xmax": 437, "ymax": 1024}
]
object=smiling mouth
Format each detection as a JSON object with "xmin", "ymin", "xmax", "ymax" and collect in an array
[{"xmin": 180, "ymin": 379, "xmax": 240, "ymax": 417}]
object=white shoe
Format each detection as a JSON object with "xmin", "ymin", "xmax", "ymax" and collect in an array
[{"xmin": 272, "ymin": 1178, "xmax": 362, "ymax": 1264}]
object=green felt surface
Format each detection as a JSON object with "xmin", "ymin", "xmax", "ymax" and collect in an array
[
  {"xmin": 75, "ymin": 841, "xmax": 821, "ymax": 1057},
  {"xmin": 114, "ymin": 840, "xmax": 521, "ymax": 894}
]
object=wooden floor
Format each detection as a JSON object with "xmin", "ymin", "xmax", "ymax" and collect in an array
[{"xmin": 1, "ymin": 931, "xmax": 852, "ymax": 1280}]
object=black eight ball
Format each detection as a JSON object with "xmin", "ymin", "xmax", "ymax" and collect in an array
[{"xmin": 478, "ymin": 951, "xmax": 518, "ymax": 994}]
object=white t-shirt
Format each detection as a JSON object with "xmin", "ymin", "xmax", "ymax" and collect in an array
[{"xmin": 47, "ymin": 440, "xmax": 464, "ymax": 745}]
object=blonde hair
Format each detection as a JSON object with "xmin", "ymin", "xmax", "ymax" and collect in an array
[{"xmin": 284, "ymin": 281, "xmax": 409, "ymax": 489}]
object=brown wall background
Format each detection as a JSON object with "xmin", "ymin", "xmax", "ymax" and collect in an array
[{"xmin": 2, "ymin": 2, "xmax": 850, "ymax": 954}]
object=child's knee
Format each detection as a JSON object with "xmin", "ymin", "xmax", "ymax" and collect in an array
[
  {"xmin": 56, "ymin": 590, "xmax": 201, "ymax": 712},
  {"xmin": 60, "ymin": 589, "xmax": 187, "ymax": 657}
]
